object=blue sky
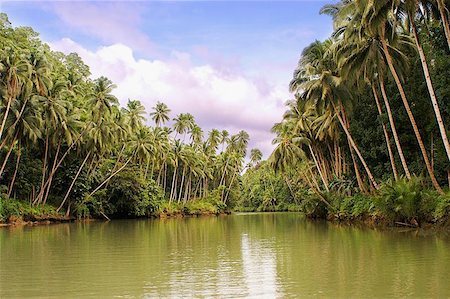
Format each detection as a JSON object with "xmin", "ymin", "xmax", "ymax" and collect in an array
[{"xmin": 1, "ymin": 0, "xmax": 334, "ymax": 157}]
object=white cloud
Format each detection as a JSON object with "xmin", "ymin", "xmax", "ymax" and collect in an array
[{"xmin": 50, "ymin": 38, "xmax": 289, "ymax": 158}]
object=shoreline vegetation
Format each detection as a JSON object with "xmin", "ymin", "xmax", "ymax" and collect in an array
[{"xmin": 2, "ymin": 0, "xmax": 450, "ymax": 231}]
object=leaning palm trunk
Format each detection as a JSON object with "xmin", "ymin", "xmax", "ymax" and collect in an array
[
  {"xmin": 0, "ymin": 134, "xmax": 17, "ymax": 178},
  {"xmin": 7, "ymin": 143, "xmax": 21, "ymax": 197},
  {"xmin": 42, "ymin": 140, "xmax": 62, "ymax": 205},
  {"xmin": 379, "ymin": 77, "xmax": 411, "ymax": 179},
  {"xmin": 409, "ymin": 13, "xmax": 450, "ymax": 163},
  {"xmin": 437, "ymin": 0, "xmax": 450, "ymax": 50},
  {"xmin": 308, "ymin": 145, "xmax": 330, "ymax": 191},
  {"xmin": 178, "ymin": 165, "xmax": 187, "ymax": 203},
  {"xmin": 381, "ymin": 35, "xmax": 443, "ymax": 194},
  {"xmin": 371, "ymin": 83, "xmax": 398, "ymax": 180},
  {"xmin": 333, "ymin": 101, "xmax": 379, "ymax": 190},
  {"xmin": 0, "ymin": 96, "xmax": 13, "ymax": 142},
  {"xmin": 169, "ymin": 166, "xmax": 178, "ymax": 203},
  {"xmin": 89, "ymin": 157, "xmax": 132, "ymax": 197},
  {"xmin": 57, "ymin": 152, "xmax": 91, "ymax": 212}
]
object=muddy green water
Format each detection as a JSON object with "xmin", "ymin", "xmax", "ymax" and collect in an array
[{"xmin": 1, "ymin": 213, "xmax": 450, "ymax": 298}]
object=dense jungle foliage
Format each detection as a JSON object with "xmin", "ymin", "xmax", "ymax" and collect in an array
[
  {"xmin": 0, "ymin": 13, "xmax": 254, "ymax": 221},
  {"xmin": 239, "ymin": 0, "xmax": 450, "ymax": 227}
]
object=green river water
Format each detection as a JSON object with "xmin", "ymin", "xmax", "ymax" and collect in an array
[{"xmin": 1, "ymin": 213, "xmax": 450, "ymax": 298}]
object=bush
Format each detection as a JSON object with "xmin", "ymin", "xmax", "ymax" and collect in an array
[
  {"xmin": 74, "ymin": 169, "xmax": 164, "ymax": 219},
  {"xmin": 373, "ymin": 177, "xmax": 432, "ymax": 224}
]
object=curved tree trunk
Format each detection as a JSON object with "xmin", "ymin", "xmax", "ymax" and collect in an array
[
  {"xmin": 7, "ymin": 143, "xmax": 21, "ymax": 197},
  {"xmin": 57, "ymin": 151, "xmax": 91, "ymax": 212},
  {"xmin": 308, "ymin": 145, "xmax": 330, "ymax": 191},
  {"xmin": 381, "ymin": 36, "xmax": 443, "ymax": 194},
  {"xmin": 334, "ymin": 102, "xmax": 379, "ymax": 190},
  {"xmin": 89, "ymin": 157, "xmax": 132, "ymax": 197},
  {"xmin": 379, "ymin": 77, "xmax": 411, "ymax": 179},
  {"xmin": 0, "ymin": 96, "xmax": 13, "ymax": 142},
  {"xmin": 410, "ymin": 13, "xmax": 450, "ymax": 163},
  {"xmin": 371, "ymin": 83, "xmax": 398, "ymax": 180},
  {"xmin": 437, "ymin": 0, "xmax": 450, "ymax": 50}
]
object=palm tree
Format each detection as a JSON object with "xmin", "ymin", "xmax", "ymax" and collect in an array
[
  {"xmin": 250, "ymin": 148, "xmax": 263, "ymax": 167},
  {"xmin": 0, "ymin": 50, "xmax": 32, "ymax": 142},
  {"xmin": 361, "ymin": 0, "xmax": 443, "ymax": 193},
  {"xmin": 400, "ymin": 0, "xmax": 450, "ymax": 163},
  {"xmin": 150, "ymin": 101, "xmax": 170, "ymax": 127},
  {"xmin": 124, "ymin": 99, "xmax": 146, "ymax": 131},
  {"xmin": 89, "ymin": 76, "xmax": 119, "ymax": 123}
]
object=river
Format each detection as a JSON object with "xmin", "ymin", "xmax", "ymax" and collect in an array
[{"xmin": 1, "ymin": 213, "xmax": 449, "ymax": 298}]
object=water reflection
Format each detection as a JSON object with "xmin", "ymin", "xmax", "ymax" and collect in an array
[{"xmin": 1, "ymin": 214, "xmax": 450, "ymax": 298}]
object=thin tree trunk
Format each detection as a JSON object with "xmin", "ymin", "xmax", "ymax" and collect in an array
[
  {"xmin": 437, "ymin": 0, "xmax": 450, "ymax": 50},
  {"xmin": 35, "ymin": 127, "xmax": 50, "ymax": 205},
  {"xmin": 0, "ymin": 96, "xmax": 13, "ymax": 141},
  {"xmin": 57, "ymin": 152, "xmax": 91, "ymax": 212},
  {"xmin": 308, "ymin": 145, "xmax": 330, "ymax": 192},
  {"xmin": 0, "ymin": 136, "xmax": 16, "ymax": 178},
  {"xmin": 169, "ymin": 166, "xmax": 177, "ymax": 203},
  {"xmin": 379, "ymin": 76, "xmax": 411, "ymax": 179},
  {"xmin": 89, "ymin": 157, "xmax": 132, "ymax": 197},
  {"xmin": 42, "ymin": 140, "xmax": 62, "ymax": 205},
  {"xmin": 381, "ymin": 35, "xmax": 442, "ymax": 194},
  {"xmin": 371, "ymin": 83, "xmax": 398, "ymax": 180},
  {"xmin": 178, "ymin": 165, "xmax": 187, "ymax": 203},
  {"xmin": 410, "ymin": 14, "xmax": 450, "ymax": 163},
  {"xmin": 334, "ymin": 102, "xmax": 379, "ymax": 190},
  {"xmin": 7, "ymin": 143, "xmax": 21, "ymax": 197}
]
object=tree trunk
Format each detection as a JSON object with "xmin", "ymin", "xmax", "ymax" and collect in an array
[
  {"xmin": 169, "ymin": 166, "xmax": 177, "ymax": 203},
  {"xmin": 437, "ymin": 0, "xmax": 450, "ymax": 50},
  {"xmin": 89, "ymin": 157, "xmax": 132, "ymax": 197},
  {"xmin": 410, "ymin": 13, "xmax": 450, "ymax": 163},
  {"xmin": 0, "ymin": 96, "xmax": 13, "ymax": 141},
  {"xmin": 0, "ymin": 136, "xmax": 16, "ymax": 178},
  {"xmin": 371, "ymin": 83, "xmax": 398, "ymax": 180},
  {"xmin": 42, "ymin": 140, "xmax": 62, "ymax": 205},
  {"xmin": 379, "ymin": 76, "xmax": 411, "ymax": 179},
  {"xmin": 57, "ymin": 152, "xmax": 91, "ymax": 212},
  {"xmin": 7, "ymin": 143, "xmax": 21, "ymax": 197},
  {"xmin": 334, "ymin": 102, "xmax": 379, "ymax": 190},
  {"xmin": 178, "ymin": 165, "xmax": 187, "ymax": 203},
  {"xmin": 308, "ymin": 145, "xmax": 330, "ymax": 192},
  {"xmin": 381, "ymin": 35, "xmax": 443, "ymax": 194}
]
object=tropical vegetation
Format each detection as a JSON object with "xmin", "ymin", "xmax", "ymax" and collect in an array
[
  {"xmin": 240, "ymin": 0, "xmax": 450, "ymax": 227},
  {"xmin": 0, "ymin": 13, "xmax": 253, "ymax": 222}
]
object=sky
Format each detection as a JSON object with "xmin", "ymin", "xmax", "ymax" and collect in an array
[{"xmin": 0, "ymin": 0, "xmax": 334, "ymax": 158}]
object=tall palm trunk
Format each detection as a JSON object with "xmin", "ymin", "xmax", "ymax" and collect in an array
[
  {"xmin": 178, "ymin": 164, "xmax": 187, "ymax": 203},
  {"xmin": 42, "ymin": 140, "xmax": 62, "ymax": 205},
  {"xmin": 371, "ymin": 83, "xmax": 398, "ymax": 180},
  {"xmin": 7, "ymin": 143, "xmax": 21, "ymax": 197},
  {"xmin": 334, "ymin": 102, "xmax": 379, "ymax": 190},
  {"xmin": 308, "ymin": 145, "xmax": 330, "ymax": 191},
  {"xmin": 169, "ymin": 166, "xmax": 177, "ymax": 203},
  {"xmin": 437, "ymin": 0, "xmax": 450, "ymax": 50},
  {"xmin": 379, "ymin": 76, "xmax": 411, "ymax": 178},
  {"xmin": 0, "ymin": 96, "xmax": 13, "ymax": 141},
  {"xmin": 381, "ymin": 35, "xmax": 442, "ymax": 193},
  {"xmin": 57, "ymin": 152, "xmax": 91, "ymax": 212},
  {"xmin": 89, "ymin": 157, "xmax": 132, "ymax": 197},
  {"xmin": 0, "ymin": 134, "xmax": 17, "ymax": 178},
  {"xmin": 35, "ymin": 127, "xmax": 50, "ymax": 205},
  {"xmin": 409, "ymin": 13, "xmax": 450, "ymax": 163}
]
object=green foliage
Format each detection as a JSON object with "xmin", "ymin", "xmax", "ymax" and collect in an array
[
  {"xmin": 0, "ymin": 197, "xmax": 61, "ymax": 222},
  {"xmin": 373, "ymin": 177, "xmax": 433, "ymax": 223}
]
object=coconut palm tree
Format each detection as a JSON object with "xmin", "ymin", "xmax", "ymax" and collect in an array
[
  {"xmin": 150, "ymin": 101, "xmax": 171, "ymax": 127},
  {"xmin": 360, "ymin": 0, "xmax": 443, "ymax": 193},
  {"xmin": 124, "ymin": 99, "xmax": 146, "ymax": 131}
]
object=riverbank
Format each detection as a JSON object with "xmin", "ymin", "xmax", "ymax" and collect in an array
[{"xmin": 0, "ymin": 197, "xmax": 229, "ymax": 226}]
